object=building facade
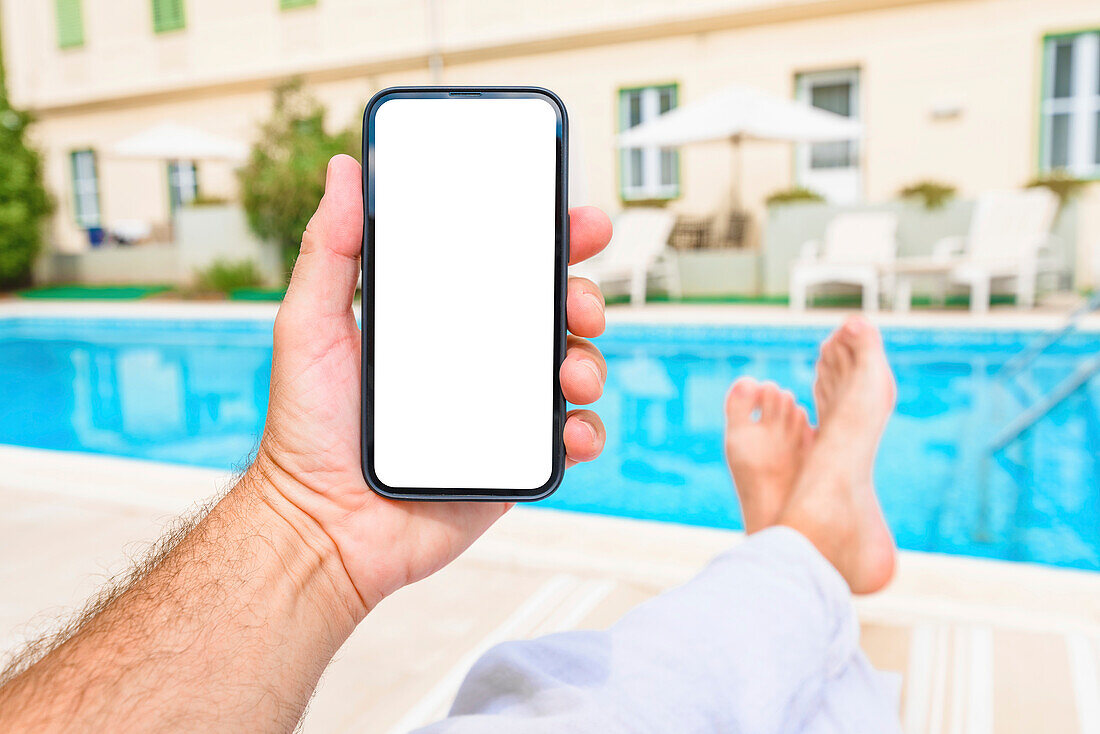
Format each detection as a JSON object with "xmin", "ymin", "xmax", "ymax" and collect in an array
[{"xmin": 2, "ymin": 0, "xmax": 1099, "ymax": 283}]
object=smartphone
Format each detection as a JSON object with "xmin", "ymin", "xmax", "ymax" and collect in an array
[{"xmin": 361, "ymin": 87, "xmax": 568, "ymax": 502}]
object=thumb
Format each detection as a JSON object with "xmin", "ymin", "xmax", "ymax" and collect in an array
[{"xmin": 282, "ymin": 154, "xmax": 364, "ymax": 318}]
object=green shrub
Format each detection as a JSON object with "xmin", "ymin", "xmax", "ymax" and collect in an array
[
  {"xmin": 765, "ymin": 187, "xmax": 825, "ymax": 206},
  {"xmin": 1027, "ymin": 170, "xmax": 1089, "ymax": 206},
  {"xmin": 194, "ymin": 258, "xmax": 264, "ymax": 293},
  {"xmin": 0, "ymin": 33, "xmax": 52, "ymax": 290},
  {"xmin": 238, "ymin": 80, "xmax": 356, "ymax": 278},
  {"xmin": 899, "ymin": 180, "xmax": 956, "ymax": 210}
]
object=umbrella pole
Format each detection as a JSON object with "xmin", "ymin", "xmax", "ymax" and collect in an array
[
  {"xmin": 730, "ymin": 134, "xmax": 742, "ymax": 212},
  {"xmin": 728, "ymin": 135, "xmax": 746, "ymax": 247}
]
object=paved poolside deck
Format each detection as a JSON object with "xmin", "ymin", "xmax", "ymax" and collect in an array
[{"xmin": 3, "ymin": 445, "xmax": 1099, "ymax": 734}]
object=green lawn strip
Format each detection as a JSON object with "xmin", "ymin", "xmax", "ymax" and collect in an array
[
  {"xmin": 15, "ymin": 284, "xmax": 1017, "ymax": 309},
  {"xmin": 17, "ymin": 284, "xmax": 173, "ymax": 300},
  {"xmin": 229, "ymin": 287, "xmax": 288, "ymax": 301},
  {"xmin": 610, "ymin": 292, "xmax": 1016, "ymax": 308}
]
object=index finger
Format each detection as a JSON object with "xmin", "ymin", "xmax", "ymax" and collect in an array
[{"xmin": 568, "ymin": 206, "xmax": 613, "ymax": 265}]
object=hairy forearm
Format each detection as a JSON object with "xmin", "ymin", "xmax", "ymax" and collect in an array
[{"xmin": 0, "ymin": 466, "xmax": 367, "ymax": 733}]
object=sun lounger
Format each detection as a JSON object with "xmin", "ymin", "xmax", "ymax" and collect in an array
[
  {"xmin": 890, "ymin": 188, "xmax": 1060, "ymax": 313},
  {"xmin": 572, "ymin": 208, "xmax": 679, "ymax": 307},
  {"xmin": 789, "ymin": 212, "xmax": 899, "ymax": 312}
]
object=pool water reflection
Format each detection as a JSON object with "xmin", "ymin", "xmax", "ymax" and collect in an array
[
  {"xmin": 0, "ymin": 319, "xmax": 272, "ymax": 470},
  {"xmin": 1, "ymin": 318, "xmax": 1098, "ymax": 570}
]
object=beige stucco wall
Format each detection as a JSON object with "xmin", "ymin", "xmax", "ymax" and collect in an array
[
  {"xmin": 1, "ymin": 0, "xmax": 947, "ymax": 110},
  {"xmin": 4, "ymin": 0, "xmax": 1099, "ymax": 283}
]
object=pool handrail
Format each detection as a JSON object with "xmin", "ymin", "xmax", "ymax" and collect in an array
[
  {"xmin": 995, "ymin": 292, "xmax": 1100, "ymax": 380},
  {"xmin": 988, "ymin": 292, "xmax": 1100, "ymax": 453}
]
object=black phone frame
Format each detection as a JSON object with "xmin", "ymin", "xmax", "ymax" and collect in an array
[{"xmin": 361, "ymin": 86, "xmax": 569, "ymax": 502}]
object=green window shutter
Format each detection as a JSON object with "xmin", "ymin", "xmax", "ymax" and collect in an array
[
  {"xmin": 151, "ymin": 0, "xmax": 186, "ymax": 33},
  {"xmin": 280, "ymin": 0, "xmax": 317, "ymax": 8},
  {"xmin": 55, "ymin": 0, "xmax": 84, "ymax": 49}
]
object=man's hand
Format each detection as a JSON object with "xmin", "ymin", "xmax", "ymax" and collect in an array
[
  {"xmin": 0, "ymin": 153, "xmax": 610, "ymax": 732},
  {"xmin": 255, "ymin": 154, "xmax": 613, "ymax": 613}
]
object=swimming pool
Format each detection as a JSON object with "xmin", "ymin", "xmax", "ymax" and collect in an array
[{"xmin": 2, "ymin": 316, "xmax": 1098, "ymax": 570}]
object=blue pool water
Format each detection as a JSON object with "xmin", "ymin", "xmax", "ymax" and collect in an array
[{"xmin": 2, "ymin": 317, "xmax": 1098, "ymax": 570}]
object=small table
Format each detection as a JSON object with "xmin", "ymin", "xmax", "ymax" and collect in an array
[{"xmin": 889, "ymin": 258, "xmax": 952, "ymax": 313}]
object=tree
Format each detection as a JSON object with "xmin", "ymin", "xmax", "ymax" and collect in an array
[
  {"xmin": 238, "ymin": 80, "xmax": 356, "ymax": 276},
  {"xmin": 0, "ymin": 26, "xmax": 52, "ymax": 290}
]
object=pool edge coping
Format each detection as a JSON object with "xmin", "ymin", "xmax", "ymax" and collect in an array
[{"xmin": 2, "ymin": 300, "xmax": 1099, "ymax": 331}]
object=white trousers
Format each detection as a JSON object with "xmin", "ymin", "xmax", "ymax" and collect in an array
[{"xmin": 415, "ymin": 527, "xmax": 901, "ymax": 734}]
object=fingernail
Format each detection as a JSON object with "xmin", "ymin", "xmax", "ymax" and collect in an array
[
  {"xmin": 325, "ymin": 156, "xmax": 337, "ymax": 189},
  {"xmin": 582, "ymin": 359, "xmax": 604, "ymax": 387},
  {"xmin": 584, "ymin": 292, "xmax": 605, "ymax": 311},
  {"xmin": 578, "ymin": 419, "xmax": 597, "ymax": 441}
]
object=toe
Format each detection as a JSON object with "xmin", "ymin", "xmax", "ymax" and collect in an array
[
  {"xmin": 841, "ymin": 314, "xmax": 875, "ymax": 341},
  {"xmin": 813, "ymin": 372, "xmax": 831, "ymax": 422},
  {"xmin": 833, "ymin": 332, "xmax": 855, "ymax": 371},
  {"xmin": 759, "ymin": 381, "xmax": 782, "ymax": 421},
  {"xmin": 841, "ymin": 314, "xmax": 867, "ymax": 336},
  {"xmin": 821, "ymin": 326, "xmax": 856, "ymax": 375},
  {"xmin": 840, "ymin": 315, "xmax": 885, "ymax": 363},
  {"xmin": 841, "ymin": 314, "xmax": 878, "ymax": 344},
  {"xmin": 818, "ymin": 341, "xmax": 838, "ymax": 386},
  {"xmin": 780, "ymin": 392, "xmax": 797, "ymax": 425},
  {"xmin": 725, "ymin": 377, "xmax": 760, "ymax": 427},
  {"xmin": 778, "ymin": 389, "xmax": 796, "ymax": 422},
  {"xmin": 820, "ymin": 336, "xmax": 839, "ymax": 370}
]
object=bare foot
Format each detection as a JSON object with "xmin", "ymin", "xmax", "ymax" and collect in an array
[
  {"xmin": 725, "ymin": 377, "xmax": 814, "ymax": 533},
  {"xmin": 780, "ymin": 316, "xmax": 897, "ymax": 594}
]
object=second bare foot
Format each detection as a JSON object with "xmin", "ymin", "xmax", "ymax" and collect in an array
[{"xmin": 780, "ymin": 316, "xmax": 898, "ymax": 594}]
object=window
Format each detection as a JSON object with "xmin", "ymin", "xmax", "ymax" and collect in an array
[
  {"xmin": 619, "ymin": 85, "xmax": 679, "ymax": 200},
  {"xmin": 807, "ymin": 81, "xmax": 856, "ymax": 169},
  {"xmin": 796, "ymin": 70, "xmax": 860, "ymax": 171},
  {"xmin": 55, "ymin": 0, "xmax": 84, "ymax": 49},
  {"xmin": 151, "ymin": 0, "xmax": 186, "ymax": 33},
  {"xmin": 280, "ymin": 0, "xmax": 316, "ymax": 8},
  {"xmin": 1041, "ymin": 32, "xmax": 1100, "ymax": 176},
  {"xmin": 167, "ymin": 160, "xmax": 198, "ymax": 212},
  {"xmin": 795, "ymin": 69, "xmax": 862, "ymax": 203},
  {"xmin": 70, "ymin": 150, "xmax": 101, "ymax": 228}
]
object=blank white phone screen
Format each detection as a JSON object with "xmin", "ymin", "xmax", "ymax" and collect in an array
[{"xmin": 372, "ymin": 97, "xmax": 559, "ymax": 490}]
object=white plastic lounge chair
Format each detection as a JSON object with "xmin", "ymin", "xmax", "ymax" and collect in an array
[
  {"xmin": 891, "ymin": 188, "xmax": 1060, "ymax": 314},
  {"xmin": 572, "ymin": 208, "xmax": 679, "ymax": 307},
  {"xmin": 789, "ymin": 212, "xmax": 899, "ymax": 313}
]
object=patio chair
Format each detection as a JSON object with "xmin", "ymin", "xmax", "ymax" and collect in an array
[
  {"xmin": 892, "ymin": 188, "xmax": 1059, "ymax": 314},
  {"xmin": 572, "ymin": 208, "xmax": 679, "ymax": 307},
  {"xmin": 789, "ymin": 212, "xmax": 899, "ymax": 312}
]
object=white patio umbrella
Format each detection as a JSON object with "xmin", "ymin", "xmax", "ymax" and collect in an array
[
  {"xmin": 616, "ymin": 83, "xmax": 862, "ymax": 214},
  {"xmin": 111, "ymin": 122, "xmax": 248, "ymax": 162},
  {"xmin": 108, "ymin": 123, "xmax": 248, "ymax": 242}
]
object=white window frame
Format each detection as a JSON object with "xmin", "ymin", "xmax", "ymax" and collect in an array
[
  {"xmin": 619, "ymin": 85, "xmax": 680, "ymax": 201},
  {"xmin": 795, "ymin": 68, "xmax": 861, "ymax": 175},
  {"xmin": 793, "ymin": 68, "xmax": 862, "ymax": 204},
  {"xmin": 1041, "ymin": 31, "xmax": 1100, "ymax": 178},
  {"xmin": 71, "ymin": 149, "xmax": 101, "ymax": 229}
]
